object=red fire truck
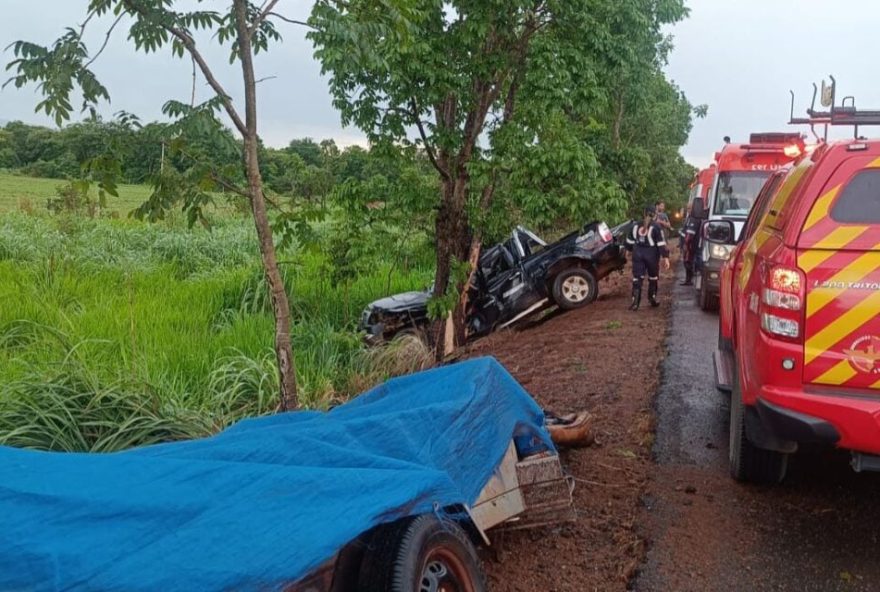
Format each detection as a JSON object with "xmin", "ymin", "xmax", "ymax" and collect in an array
[
  {"xmin": 714, "ymin": 80, "xmax": 880, "ymax": 483},
  {"xmin": 694, "ymin": 133, "xmax": 805, "ymax": 311}
]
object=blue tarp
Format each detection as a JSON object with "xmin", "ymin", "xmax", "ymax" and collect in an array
[{"xmin": 0, "ymin": 357, "xmax": 552, "ymax": 591}]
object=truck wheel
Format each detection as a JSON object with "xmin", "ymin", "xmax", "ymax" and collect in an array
[
  {"xmin": 718, "ymin": 322, "xmax": 733, "ymax": 353},
  {"xmin": 729, "ymin": 362, "xmax": 788, "ymax": 484},
  {"xmin": 697, "ymin": 274, "xmax": 719, "ymax": 312},
  {"xmin": 552, "ymin": 269, "xmax": 598, "ymax": 310},
  {"xmin": 357, "ymin": 514, "xmax": 487, "ymax": 592}
]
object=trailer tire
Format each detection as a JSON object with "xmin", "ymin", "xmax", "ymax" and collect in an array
[
  {"xmin": 357, "ymin": 514, "xmax": 487, "ymax": 592},
  {"xmin": 552, "ymin": 268, "xmax": 598, "ymax": 310}
]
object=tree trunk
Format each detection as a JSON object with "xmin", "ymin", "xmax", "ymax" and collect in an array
[
  {"xmin": 432, "ymin": 174, "xmax": 471, "ymax": 357},
  {"xmin": 234, "ymin": 0, "xmax": 298, "ymax": 410},
  {"xmin": 612, "ymin": 90, "xmax": 624, "ymax": 151}
]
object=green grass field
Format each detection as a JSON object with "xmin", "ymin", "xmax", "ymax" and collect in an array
[
  {"xmin": 0, "ymin": 175, "xmax": 434, "ymax": 452},
  {"xmin": 0, "ymin": 171, "xmax": 155, "ymax": 215}
]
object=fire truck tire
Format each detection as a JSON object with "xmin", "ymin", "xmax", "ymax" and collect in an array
[
  {"xmin": 729, "ymin": 363, "xmax": 788, "ymax": 484},
  {"xmin": 552, "ymin": 268, "xmax": 598, "ymax": 310},
  {"xmin": 357, "ymin": 514, "xmax": 487, "ymax": 592}
]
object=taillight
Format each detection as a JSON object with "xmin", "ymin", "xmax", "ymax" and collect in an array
[
  {"xmin": 599, "ymin": 222, "xmax": 612, "ymax": 243},
  {"xmin": 760, "ymin": 265, "xmax": 804, "ymax": 340}
]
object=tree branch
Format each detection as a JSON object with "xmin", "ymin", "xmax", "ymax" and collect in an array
[
  {"xmin": 190, "ymin": 55, "xmax": 197, "ymax": 107},
  {"xmin": 409, "ymin": 97, "xmax": 450, "ymax": 181},
  {"xmin": 82, "ymin": 11, "xmax": 125, "ymax": 70},
  {"xmin": 249, "ymin": 0, "xmax": 282, "ymax": 35},
  {"xmin": 121, "ymin": 0, "xmax": 248, "ymax": 137},
  {"xmin": 267, "ymin": 12, "xmax": 316, "ymax": 29}
]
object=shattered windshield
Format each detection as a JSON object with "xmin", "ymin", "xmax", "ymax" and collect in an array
[{"xmin": 712, "ymin": 171, "xmax": 771, "ymax": 216}]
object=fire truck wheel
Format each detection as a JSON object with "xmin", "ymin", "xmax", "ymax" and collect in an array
[
  {"xmin": 552, "ymin": 268, "xmax": 598, "ymax": 310},
  {"xmin": 357, "ymin": 514, "xmax": 487, "ymax": 592},
  {"xmin": 729, "ymin": 362, "xmax": 788, "ymax": 484}
]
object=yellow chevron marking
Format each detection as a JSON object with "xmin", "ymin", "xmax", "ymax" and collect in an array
[
  {"xmin": 814, "ymin": 360, "xmax": 858, "ymax": 386},
  {"xmin": 805, "ymin": 291, "xmax": 880, "ymax": 365},
  {"xmin": 812, "ymin": 225, "xmax": 869, "ymax": 250},
  {"xmin": 803, "ymin": 186, "xmax": 840, "ymax": 232},
  {"xmin": 767, "ymin": 160, "xmax": 812, "ymax": 228},
  {"xmin": 799, "ymin": 249, "xmax": 836, "ymax": 274},
  {"xmin": 807, "ymin": 251, "xmax": 880, "ymax": 318},
  {"xmin": 868, "ymin": 157, "xmax": 880, "ymax": 168},
  {"xmin": 871, "ymin": 377, "xmax": 880, "ymax": 389}
]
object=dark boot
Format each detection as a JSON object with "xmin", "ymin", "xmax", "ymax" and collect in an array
[
  {"xmin": 679, "ymin": 268, "xmax": 693, "ymax": 286},
  {"xmin": 648, "ymin": 279, "xmax": 660, "ymax": 307},
  {"xmin": 630, "ymin": 281, "xmax": 642, "ymax": 311}
]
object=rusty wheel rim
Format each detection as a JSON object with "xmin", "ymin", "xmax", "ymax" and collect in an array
[{"xmin": 419, "ymin": 545, "xmax": 476, "ymax": 592}]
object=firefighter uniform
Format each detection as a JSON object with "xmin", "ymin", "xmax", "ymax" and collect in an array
[
  {"xmin": 626, "ymin": 215, "xmax": 669, "ymax": 310},
  {"xmin": 681, "ymin": 214, "xmax": 701, "ymax": 285}
]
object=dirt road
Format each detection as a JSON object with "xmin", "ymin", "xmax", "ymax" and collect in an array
[
  {"xmin": 469, "ymin": 271, "xmax": 671, "ymax": 592},
  {"xmin": 635, "ymin": 281, "xmax": 880, "ymax": 592}
]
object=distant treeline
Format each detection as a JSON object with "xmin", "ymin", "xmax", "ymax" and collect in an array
[
  {"xmin": 0, "ymin": 119, "xmax": 390, "ymax": 200},
  {"xmin": 0, "ymin": 112, "xmax": 696, "ymax": 232}
]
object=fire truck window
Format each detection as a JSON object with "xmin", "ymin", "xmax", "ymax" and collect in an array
[
  {"xmin": 831, "ymin": 169, "xmax": 880, "ymax": 224},
  {"xmin": 713, "ymin": 171, "xmax": 771, "ymax": 216},
  {"xmin": 743, "ymin": 174, "xmax": 783, "ymax": 240}
]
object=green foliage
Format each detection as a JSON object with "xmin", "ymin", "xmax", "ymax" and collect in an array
[
  {"xmin": 0, "ymin": 213, "xmax": 434, "ymax": 450},
  {"xmin": 46, "ymin": 180, "xmax": 101, "ymax": 217},
  {"xmin": 5, "ymin": 31, "xmax": 110, "ymax": 126},
  {"xmin": 310, "ymin": 0, "xmax": 698, "ymax": 296}
]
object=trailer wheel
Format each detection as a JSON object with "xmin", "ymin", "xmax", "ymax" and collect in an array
[
  {"xmin": 357, "ymin": 514, "xmax": 486, "ymax": 592},
  {"xmin": 552, "ymin": 268, "xmax": 598, "ymax": 310}
]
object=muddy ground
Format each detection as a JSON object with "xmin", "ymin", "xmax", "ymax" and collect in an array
[
  {"xmin": 467, "ymin": 265, "xmax": 676, "ymax": 592},
  {"xmin": 471, "ymin": 262, "xmax": 880, "ymax": 592}
]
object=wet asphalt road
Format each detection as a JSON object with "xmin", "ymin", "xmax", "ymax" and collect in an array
[{"xmin": 635, "ymin": 280, "xmax": 880, "ymax": 592}]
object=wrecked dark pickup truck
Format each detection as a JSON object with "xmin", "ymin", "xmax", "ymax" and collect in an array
[{"xmin": 360, "ymin": 221, "xmax": 630, "ymax": 343}]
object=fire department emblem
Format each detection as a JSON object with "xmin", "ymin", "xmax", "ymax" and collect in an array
[{"xmin": 844, "ymin": 336, "xmax": 880, "ymax": 374}]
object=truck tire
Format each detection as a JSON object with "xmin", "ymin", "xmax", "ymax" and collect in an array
[
  {"xmin": 718, "ymin": 322, "xmax": 733, "ymax": 353},
  {"xmin": 552, "ymin": 268, "xmax": 598, "ymax": 310},
  {"xmin": 729, "ymin": 360, "xmax": 788, "ymax": 484},
  {"xmin": 357, "ymin": 514, "xmax": 487, "ymax": 592},
  {"xmin": 697, "ymin": 273, "xmax": 719, "ymax": 312}
]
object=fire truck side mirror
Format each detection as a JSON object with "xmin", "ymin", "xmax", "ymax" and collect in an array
[
  {"xmin": 705, "ymin": 220, "xmax": 735, "ymax": 245},
  {"xmin": 692, "ymin": 197, "xmax": 707, "ymax": 219}
]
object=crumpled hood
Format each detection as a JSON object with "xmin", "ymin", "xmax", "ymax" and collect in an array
[{"xmin": 368, "ymin": 290, "xmax": 430, "ymax": 313}]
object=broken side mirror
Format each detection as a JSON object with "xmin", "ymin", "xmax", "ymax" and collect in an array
[
  {"xmin": 705, "ymin": 220, "xmax": 735, "ymax": 245},
  {"xmin": 692, "ymin": 197, "xmax": 706, "ymax": 219}
]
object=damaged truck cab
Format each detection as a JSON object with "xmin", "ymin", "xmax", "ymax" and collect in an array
[{"xmin": 360, "ymin": 221, "xmax": 628, "ymax": 343}]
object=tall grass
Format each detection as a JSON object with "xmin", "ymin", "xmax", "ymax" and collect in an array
[{"xmin": 0, "ymin": 213, "xmax": 434, "ymax": 451}]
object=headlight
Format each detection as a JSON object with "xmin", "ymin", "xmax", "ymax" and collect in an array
[{"xmin": 709, "ymin": 243, "xmax": 732, "ymax": 260}]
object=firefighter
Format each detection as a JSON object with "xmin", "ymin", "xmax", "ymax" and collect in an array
[
  {"xmin": 626, "ymin": 205, "xmax": 670, "ymax": 310},
  {"xmin": 680, "ymin": 202, "xmax": 700, "ymax": 286}
]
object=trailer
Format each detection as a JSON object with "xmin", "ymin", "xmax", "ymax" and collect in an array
[{"xmin": 0, "ymin": 357, "xmax": 574, "ymax": 592}]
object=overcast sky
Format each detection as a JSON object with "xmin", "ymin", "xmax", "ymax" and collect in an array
[{"xmin": 2, "ymin": 0, "xmax": 878, "ymax": 165}]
